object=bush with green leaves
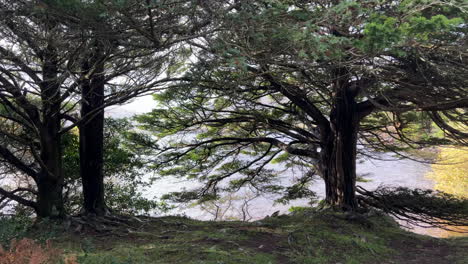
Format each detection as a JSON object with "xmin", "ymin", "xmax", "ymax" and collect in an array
[
  {"xmin": 62, "ymin": 118, "xmax": 169, "ymax": 216},
  {"xmin": 0, "ymin": 215, "xmax": 32, "ymax": 246},
  {"xmin": 1, "ymin": 118, "xmax": 168, "ymax": 217}
]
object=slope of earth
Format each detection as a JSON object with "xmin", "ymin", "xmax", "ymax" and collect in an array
[{"xmin": 3, "ymin": 210, "xmax": 467, "ymax": 264}]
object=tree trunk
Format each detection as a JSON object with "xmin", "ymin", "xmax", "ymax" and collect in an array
[
  {"xmin": 36, "ymin": 43, "xmax": 65, "ymax": 218},
  {"xmin": 79, "ymin": 46, "xmax": 107, "ymax": 215},
  {"xmin": 320, "ymin": 125, "xmax": 359, "ymax": 210},
  {"xmin": 319, "ymin": 76, "xmax": 359, "ymax": 211},
  {"xmin": 36, "ymin": 131, "xmax": 65, "ymax": 218}
]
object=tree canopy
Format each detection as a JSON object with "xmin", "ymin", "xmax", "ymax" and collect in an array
[
  {"xmin": 0, "ymin": 0, "xmax": 466, "ymax": 232},
  {"xmin": 0, "ymin": 0, "xmax": 211, "ymax": 217},
  {"xmin": 136, "ymin": 0, "xmax": 467, "ymax": 210}
]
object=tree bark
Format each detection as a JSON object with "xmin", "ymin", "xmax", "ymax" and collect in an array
[
  {"xmin": 36, "ymin": 131, "xmax": 65, "ymax": 218},
  {"xmin": 319, "ymin": 75, "xmax": 359, "ymax": 211},
  {"xmin": 36, "ymin": 43, "xmax": 65, "ymax": 218},
  {"xmin": 79, "ymin": 44, "xmax": 108, "ymax": 215}
]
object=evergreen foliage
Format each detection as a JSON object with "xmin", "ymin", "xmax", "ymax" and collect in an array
[{"xmin": 135, "ymin": 0, "xmax": 467, "ymax": 210}]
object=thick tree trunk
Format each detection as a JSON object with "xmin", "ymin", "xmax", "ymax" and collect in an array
[
  {"xmin": 36, "ymin": 131, "xmax": 65, "ymax": 218},
  {"xmin": 36, "ymin": 43, "xmax": 65, "ymax": 218},
  {"xmin": 320, "ymin": 123, "xmax": 359, "ymax": 210},
  {"xmin": 319, "ymin": 75, "xmax": 360, "ymax": 211},
  {"xmin": 79, "ymin": 47, "xmax": 107, "ymax": 215},
  {"xmin": 36, "ymin": 175, "xmax": 64, "ymax": 218}
]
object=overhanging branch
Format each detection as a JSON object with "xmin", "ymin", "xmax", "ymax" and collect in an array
[{"xmin": 0, "ymin": 187, "xmax": 37, "ymax": 210}]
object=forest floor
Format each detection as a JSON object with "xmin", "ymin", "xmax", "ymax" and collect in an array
[{"xmin": 7, "ymin": 209, "xmax": 467, "ymax": 264}]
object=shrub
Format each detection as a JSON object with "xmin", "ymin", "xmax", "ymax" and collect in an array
[
  {"xmin": 0, "ymin": 238, "xmax": 76, "ymax": 264},
  {"xmin": 0, "ymin": 216, "xmax": 32, "ymax": 246}
]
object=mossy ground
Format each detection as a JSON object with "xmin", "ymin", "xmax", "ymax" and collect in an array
[{"xmin": 6, "ymin": 210, "xmax": 468, "ymax": 264}]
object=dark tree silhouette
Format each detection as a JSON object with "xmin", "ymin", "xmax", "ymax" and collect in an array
[{"xmin": 0, "ymin": 0, "xmax": 185, "ymax": 218}]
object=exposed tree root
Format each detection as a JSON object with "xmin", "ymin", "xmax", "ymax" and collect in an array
[{"xmin": 60, "ymin": 214, "xmax": 151, "ymax": 235}]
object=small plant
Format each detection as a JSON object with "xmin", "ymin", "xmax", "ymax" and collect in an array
[
  {"xmin": 288, "ymin": 206, "xmax": 310, "ymax": 214},
  {"xmin": 0, "ymin": 216, "xmax": 31, "ymax": 246},
  {"xmin": 0, "ymin": 238, "xmax": 76, "ymax": 264}
]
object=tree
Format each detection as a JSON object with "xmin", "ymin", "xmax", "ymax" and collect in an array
[
  {"xmin": 1, "ymin": 117, "xmax": 164, "ymax": 217},
  {"xmin": 62, "ymin": 118, "xmax": 168, "ymax": 216},
  {"xmin": 0, "ymin": 0, "xmax": 223, "ymax": 218},
  {"xmin": 0, "ymin": 0, "xmax": 168, "ymax": 218},
  {"xmin": 71, "ymin": 0, "xmax": 217, "ymax": 215},
  {"xmin": 136, "ymin": 0, "xmax": 467, "ymax": 211},
  {"xmin": 0, "ymin": 0, "xmax": 77, "ymax": 218}
]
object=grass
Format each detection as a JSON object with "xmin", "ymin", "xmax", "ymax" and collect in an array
[
  {"xmin": 405, "ymin": 147, "xmax": 440, "ymax": 162},
  {"xmin": 2, "ymin": 210, "xmax": 467, "ymax": 264}
]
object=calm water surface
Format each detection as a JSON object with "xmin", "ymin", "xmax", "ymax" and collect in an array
[{"xmin": 143, "ymin": 152, "xmax": 466, "ymax": 237}]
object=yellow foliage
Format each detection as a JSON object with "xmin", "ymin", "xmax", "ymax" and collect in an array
[
  {"xmin": 70, "ymin": 127, "xmax": 79, "ymax": 136},
  {"xmin": 428, "ymin": 146, "xmax": 468, "ymax": 198}
]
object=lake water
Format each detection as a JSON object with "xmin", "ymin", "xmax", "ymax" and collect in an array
[{"xmin": 142, "ymin": 152, "xmax": 467, "ymax": 237}]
